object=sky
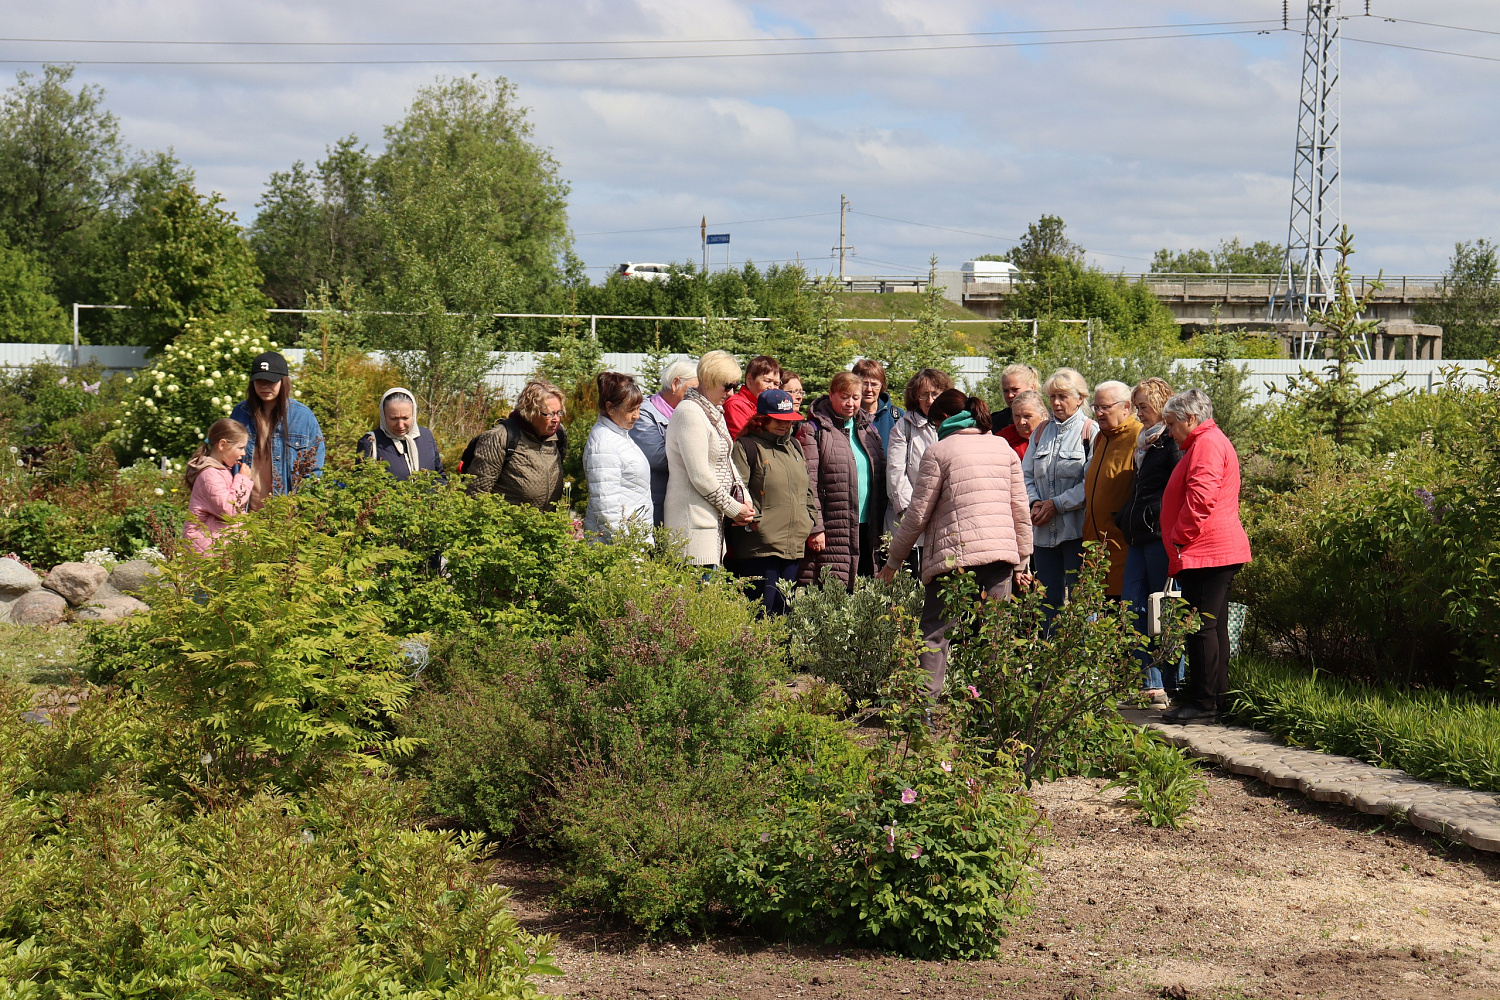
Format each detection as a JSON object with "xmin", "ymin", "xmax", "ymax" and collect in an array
[{"xmin": 2, "ymin": 0, "xmax": 1498, "ymax": 279}]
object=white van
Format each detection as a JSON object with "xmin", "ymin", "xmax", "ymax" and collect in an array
[{"xmin": 961, "ymin": 259, "xmax": 1020, "ymax": 284}]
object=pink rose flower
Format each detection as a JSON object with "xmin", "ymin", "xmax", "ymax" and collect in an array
[{"xmin": 900, "ymin": 788, "xmax": 917, "ymax": 805}]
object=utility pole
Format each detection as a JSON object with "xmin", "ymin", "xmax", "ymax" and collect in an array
[
  {"xmin": 1271, "ymin": 0, "xmax": 1347, "ymax": 360},
  {"xmin": 701, "ymin": 216, "xmax": 707, "ymax": 274},
  {"xmin": 832, "ymin": 195, "xmax": 854, "ymax": 282}
]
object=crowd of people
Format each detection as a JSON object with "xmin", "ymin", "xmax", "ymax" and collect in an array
[{"xmin": 182, "ymin": 349, "xmax": 1251, "ymax": 725}]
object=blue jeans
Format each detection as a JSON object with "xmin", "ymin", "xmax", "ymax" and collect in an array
[
  {"xmin": 1033, "ymin": 539, "xmax": 1084, "ymax": 624},
  {"xmin": 1121, "ymin": 542, "xmax": 1184, "ymax": 693},
  {"xmin": 729, "ymin": 556, "xmax": 802, "ymax": 617}
]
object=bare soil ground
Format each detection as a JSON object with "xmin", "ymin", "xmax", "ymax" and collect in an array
[{"xmin": 496, "ymin": 770, "xmax": 1500, "ymax": 1000}]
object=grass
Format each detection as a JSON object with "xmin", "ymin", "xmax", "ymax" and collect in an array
[
  {"xmin": 1229, "ymin": 657, "xmax": 1500, "ymax": 793},
  {"xmin": 0, "ymin": 623, "xmax": 85, "ymax": 690}
]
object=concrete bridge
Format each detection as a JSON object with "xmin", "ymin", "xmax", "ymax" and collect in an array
[{"xmin": 954, "ymin": 272, "xmax": 1446, "ymax": 324}]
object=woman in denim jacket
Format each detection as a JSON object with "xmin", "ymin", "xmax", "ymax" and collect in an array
[
  {"xmin": 229, "ymin": 351, "xmax": 326, "ymax": 508},
  {"xmin": 1022, "ymin": 367, "xmax": 1097, "ymax": 621}
]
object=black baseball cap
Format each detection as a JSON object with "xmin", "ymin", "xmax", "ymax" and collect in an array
[{"xmin": 249, "ymin": 352, "xmax": 290, "ymax": 382}]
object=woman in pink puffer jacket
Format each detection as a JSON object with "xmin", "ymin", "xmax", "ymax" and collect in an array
[
  {"xmin": 878, "ymin": 390, "xmax": 1034, "ymax": 698},
  {"xmin": 182, "ymin": 419, "xmax": 255, "ymax": 555}
]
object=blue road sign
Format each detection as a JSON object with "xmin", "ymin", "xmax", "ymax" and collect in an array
[{"xmin": 705, "ymin": 233, "xmax": 730, "ymax": 245}]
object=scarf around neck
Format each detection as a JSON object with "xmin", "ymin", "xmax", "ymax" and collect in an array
[
  {"xmin": 936, "ymin": 412, "xmax": 977, "ymax": 440},
  {"xmin": 378, "ymin": 386, "xmax": 423, "ymax": 473}
]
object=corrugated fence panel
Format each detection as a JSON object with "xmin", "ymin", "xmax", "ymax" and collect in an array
[{"xmin": 3, "ymin": 346, "xmax": 1489, "ymax": 405}]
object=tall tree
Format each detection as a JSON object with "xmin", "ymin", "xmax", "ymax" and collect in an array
[
  {"xmin": 1005, "ymin": 214, "xmax": 1083, "ymax": 274},
  {"xmin": 1151, "ymin": 237, "xmax": 1285, "ymax": 275},
  {"xmin": 0, "ymin": 65, "xmax": 124, "ymax": 273},
  {"xmin": 1417, "ymin": 239, "xmax": 1500, "ymax": 360},
  {"xmin": 122, "ymin": 183, "xmax": 271, "ymax": 348},
  {"xmin": 0, "ymin": 241, "xmax": 69, "ymax": 342}
]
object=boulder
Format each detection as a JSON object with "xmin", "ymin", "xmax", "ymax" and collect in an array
[
  {"xmin": 10, "ymin": 589, "xmax": 68, "ymax": 626},
  {"xmin": 42, "ymin": 562, "xmax": 109, "ymax": 607},
  {"xmin": 0, "ymin": 558, "xmax": 40, "ymax": 597},
  {"xmin": 74, "ymin": 596, "xmax": 148, "ymax": 623},
  {"xmin": 0, "ymin": 594, "xmax": 16, "ymax": 625},
  {"xmin": 89, "ymin": 582, "xmax": 125, "ymax": 603},
  {"xmin": 108, "ymin": 560, "xmax": 161, "ymax": 597}
]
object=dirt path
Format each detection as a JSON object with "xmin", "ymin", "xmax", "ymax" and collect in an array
[{"xmin": 494, "ymin": 770, "xmax": 1500, "ymax": 1000}]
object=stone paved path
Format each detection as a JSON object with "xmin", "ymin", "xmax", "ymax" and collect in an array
[{"xmin": 1121, "ymin": 707, "xmax": 1500, "ymax": 854}]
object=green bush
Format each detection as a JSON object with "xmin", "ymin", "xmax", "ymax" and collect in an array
[
  {"xmin": 782, "ymin": 569, "xmax": 924, "ymax": 705},
  {"xmin": 111, "ymin": 324, "xmax": 278, "ymax": 465},
  {"xmin": 84, "ymin": 499, "xmax": 416, "ymax": 791},
  {"xmin": 0, "ymin": 685, "xmax": 558, "ymax": 1000},
  {"xmin": 0, "ymin": 461, "xmax": 182, "ymax": 567},
  {"xmin": 725, "ymin": 743, "xmax": 1040, "ymax": 959},
  {"xmin": 947, "ymin": 547, "xmax": 1193, "ymax": 781},
  {"xmin": 551, "ymin": 747, "xmax": 768, "ymax": 937},
  {"xmin": 0, "ymin": 360, "xmax": 121, "ymax": 454},
  {"xmin": 1230, "ymin": 658, "xmax": 1500, "ymax": 792}
]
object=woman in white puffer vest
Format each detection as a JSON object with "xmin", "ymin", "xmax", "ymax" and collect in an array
[{"xmin": 583, "ymin": 372, "xmax": 654, "ymax": 543}]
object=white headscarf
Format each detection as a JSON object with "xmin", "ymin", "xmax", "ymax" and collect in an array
[{"xmin": 377, "ymin": 387, "xmax": 423, "ymax": 473}]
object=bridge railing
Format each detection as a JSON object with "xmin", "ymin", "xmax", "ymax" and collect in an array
[{"xmin": 960, "ymin": 273, "xmax": 1452, "ymax": 300}]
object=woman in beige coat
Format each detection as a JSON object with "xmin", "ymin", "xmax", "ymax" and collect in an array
[
  {"xmin": 663, "ymin": 350, "xmax": 756, "ymax": 566},
  {"xmin": 878, "ymin": 389, "xmax": 1034, "ymax": 698}
]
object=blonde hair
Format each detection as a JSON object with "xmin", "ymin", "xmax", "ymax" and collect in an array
[
  {"xmin": 184, "ymin": 418, "xmax": 249, "ymax": 488},
  {"xmin": 1043, "ymin": 367, "xmax": 1089, "ymax": 402},
  {"xmin": 1000, "ymin": 362, "xmax": 1040, "ymax": 388},
  {"xmin": 1132, "ymin": 377, "xmax": 1174, "ymax": 415},
  {"xmin": 515, "ymin": 379, "xmax": 566, "ymax": 422},
  {"xmin": 829, "ymin": 370, "xmax": 862, "ymax": 396},
  {"xmin": 696, "ymin": 350, "xmax": 742, "ymax": 391}
]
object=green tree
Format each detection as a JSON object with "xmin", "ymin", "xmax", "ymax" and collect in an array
[
  {"xmin": 0, "ymin": 65, "xmax": 124, "ymax": 274},
  {"xmin": 867, "ymin": 256, "xmax": 958, "ymax": 396},
  {"xmin": 1173, "ymin": 330, "xmax": 1259, "ymax": 443},
  {"xmin": 122, "ymin": 183, "xmax": 271, "ymax": 348},
  {"xmin": 1417, "ymin": 239, "xmax": 1500, "ymax": 360},
  {"xmin": 1151, "ymin": 237, "xmax": 1285, "ymax": 275},
  {"xmin": 0, "ymin": 240, "xmax": 69, "ymax": 342},
  {"xmin": 1272, "ymin": 228, "xmax": 1405, "ymax": 453},
  {"xmin": 1004, "ymin": 214, "xmax": 1083, "ymax": 274},
  {"xmin": 758, "ymin": 277, "xmax": 857, "ymax": 397}
]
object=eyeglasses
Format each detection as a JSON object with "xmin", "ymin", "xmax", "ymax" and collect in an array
[
  {"xmin": 1097, "ymin": 400, "xmax": 1131, "ymax": 412},
  {"xmin": 724, "ymin": 382, "xmax": 741, "ymax": 393},
  {"xmin": 860, "ymin": 380, "xmax": 883, "ymax": 390}
]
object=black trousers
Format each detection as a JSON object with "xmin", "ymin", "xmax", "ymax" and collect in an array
[
  {"xmin": 857, "ymin": 522, "xmax": 877, "ymax": 577},
  {"xmin": 1176, "ymin": 564, "xmax": 1242, "ymax": 711}
]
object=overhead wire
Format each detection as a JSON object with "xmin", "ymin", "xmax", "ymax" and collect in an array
[
  {"xmin": 0, "ymin": 28, "xmax": 1274, "ymax": 66},
  {"xmin": 576, "ymin": 211, "xmax": 836, "ymax": 238},
  {"xmin": 0, "ymin": 19, "xmax": 1283, "ymax": 48}
]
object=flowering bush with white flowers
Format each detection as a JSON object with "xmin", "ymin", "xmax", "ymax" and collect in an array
[{"xmin": 111, "ymin": 326, "xmax": 278, "ymax": 462}]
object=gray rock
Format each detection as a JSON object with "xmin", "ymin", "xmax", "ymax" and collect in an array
[
  {"xmin": 108, "ymin": 559, "xmax": 161, "ymax": 597},
  {"xmin": 10, "ymin": 589, "xmax": 68, "ymax": 626},
  {"xmin": 74, "ymin": 596, "xmax": 148, "ymax": 623},
  {"xmin": 89, "ymin": 582, "xmax": 125, "ymax": 603},
  {"xmin": 0, "ymin": 594, "xmax": 16, "ymax": 625},
  {"xmin": 0, "ymin": 558, "xmax": 40, "ymax": 597},
  {"xmin": 42, "ymin": 562, "xmax": 109, "ymax": 606}
]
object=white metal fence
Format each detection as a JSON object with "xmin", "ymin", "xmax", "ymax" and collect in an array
[{"xmin": 2, "ymin": 344, "xmax": 1489, "ymax": 404}]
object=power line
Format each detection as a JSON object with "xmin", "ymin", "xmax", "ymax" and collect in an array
[
  {"xmin": 0, "ymin": 28, "xmax": 1271, "ymax": 66},
  {"xmin": 0, "ymin": 20, "xmax": 1283, "ymax": 47},
  {"xmin": 1383, "ymin": 17, "xmax": 1500, "ymax": 39},
  {"xmin": 1345, "ymin": 35, "xmax": 1500, "ymax": 65},
  {"xmin": 576, "ymin": 211, "xmax": 836, "ymax": 238}
]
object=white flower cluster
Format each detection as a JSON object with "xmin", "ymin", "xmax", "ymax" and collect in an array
[
  {"xmin": 114, "ymin": 328, "xmax": 278, "ymax": 463},
  {"xmin": 82, "ymin": 548, "xmax": 119, "ymax": 567}
]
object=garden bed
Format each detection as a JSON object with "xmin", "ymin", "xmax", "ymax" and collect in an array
[
  {"xmin": 1229, "ymin": 658, "xmax": 1500, "ymax": 793},
  {"xmin": 503, "ymin": 773, "xmax": 1500, "ymax": 1000}
]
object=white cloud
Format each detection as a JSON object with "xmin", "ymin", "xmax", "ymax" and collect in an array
[{"xmin": 1, "ymin": 0, "xmax": 1496, "ymax": 275}]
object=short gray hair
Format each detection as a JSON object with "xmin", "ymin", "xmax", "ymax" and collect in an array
[
  {"xmin": 1162, "ymin": 388, "xmax": 1214, "ymax": 424},
  {"xmin": 1094, "ymin": 380, "xmax": 1131, "ymax": 406},
  {"xmin": 660, "ymin": 357, "xmax": 698, "ymax": 392}
]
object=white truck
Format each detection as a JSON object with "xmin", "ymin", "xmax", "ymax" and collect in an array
[{"xmin": 960, "ymin": 259, "xmax": 1020, "ymax": 284}]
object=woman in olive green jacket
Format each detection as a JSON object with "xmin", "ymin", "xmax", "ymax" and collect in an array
[{"xmin": 728, "ymin": 389, "xmax": 820, "ymax": 616}]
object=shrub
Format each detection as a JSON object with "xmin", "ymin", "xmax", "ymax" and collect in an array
[
  {"xmin": 947, "ymin": 548, "xmax": 1193, "ymax": 781},
  {"xmin": 0, "ymin": 461, "xmax": 182, "ymax": 567},
  {"xmin": 725, "ymin": 744, "xmax": 1040, "ymax": 959},
  {"xmin": 1229, "ymin": 657, "xmax": 1500, "ymax": 792},
  {"xmin": 1103, "ymin": 724, "xmax": 1207, "ymax": 829},
  {"xmin": 84, "ymin": 498, "xmax": 416, "ymax": 791},
  {"xmin": 401, "ymin": 563, "xmax": 780, "ymax": 839},
  {"xmin": 293, "ymin": 349, "xmax": 404, "ymax": 469},
  {"xmin": 0, "ymin": 360, "xmax": 121, "ymax": 455},
  {"xmin": 782, "ymin": 569, "xmax": 924, "ymax": 705},
  {"xmin": 0, "ymin": 682, "xmax": 558, "ymax": 1000},
  {"xmin": 724, "ymin": 640, "xmax": 1043, "ymax": 960},
  {"xmin": 550, "ymin": 746, "xmax": 769, "ymax": 937},
  {"xmin": 110, "ymin": 324, "xmax": 278, "ymax": 464}
]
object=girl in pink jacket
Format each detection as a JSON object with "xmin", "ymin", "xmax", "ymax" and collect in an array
[{"xmin": 182, "ymin": 419, "xmax": 254, "ymax": 555}]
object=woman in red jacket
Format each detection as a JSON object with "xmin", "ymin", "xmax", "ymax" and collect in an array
[{"xmin": 1158, "ymin": 389, "xmax": 1252, "ymax": 723}]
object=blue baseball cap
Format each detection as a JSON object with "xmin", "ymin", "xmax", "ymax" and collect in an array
[{"xmin": 756, "ymin": 388, "xmax": 805, "ymax": 420}]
